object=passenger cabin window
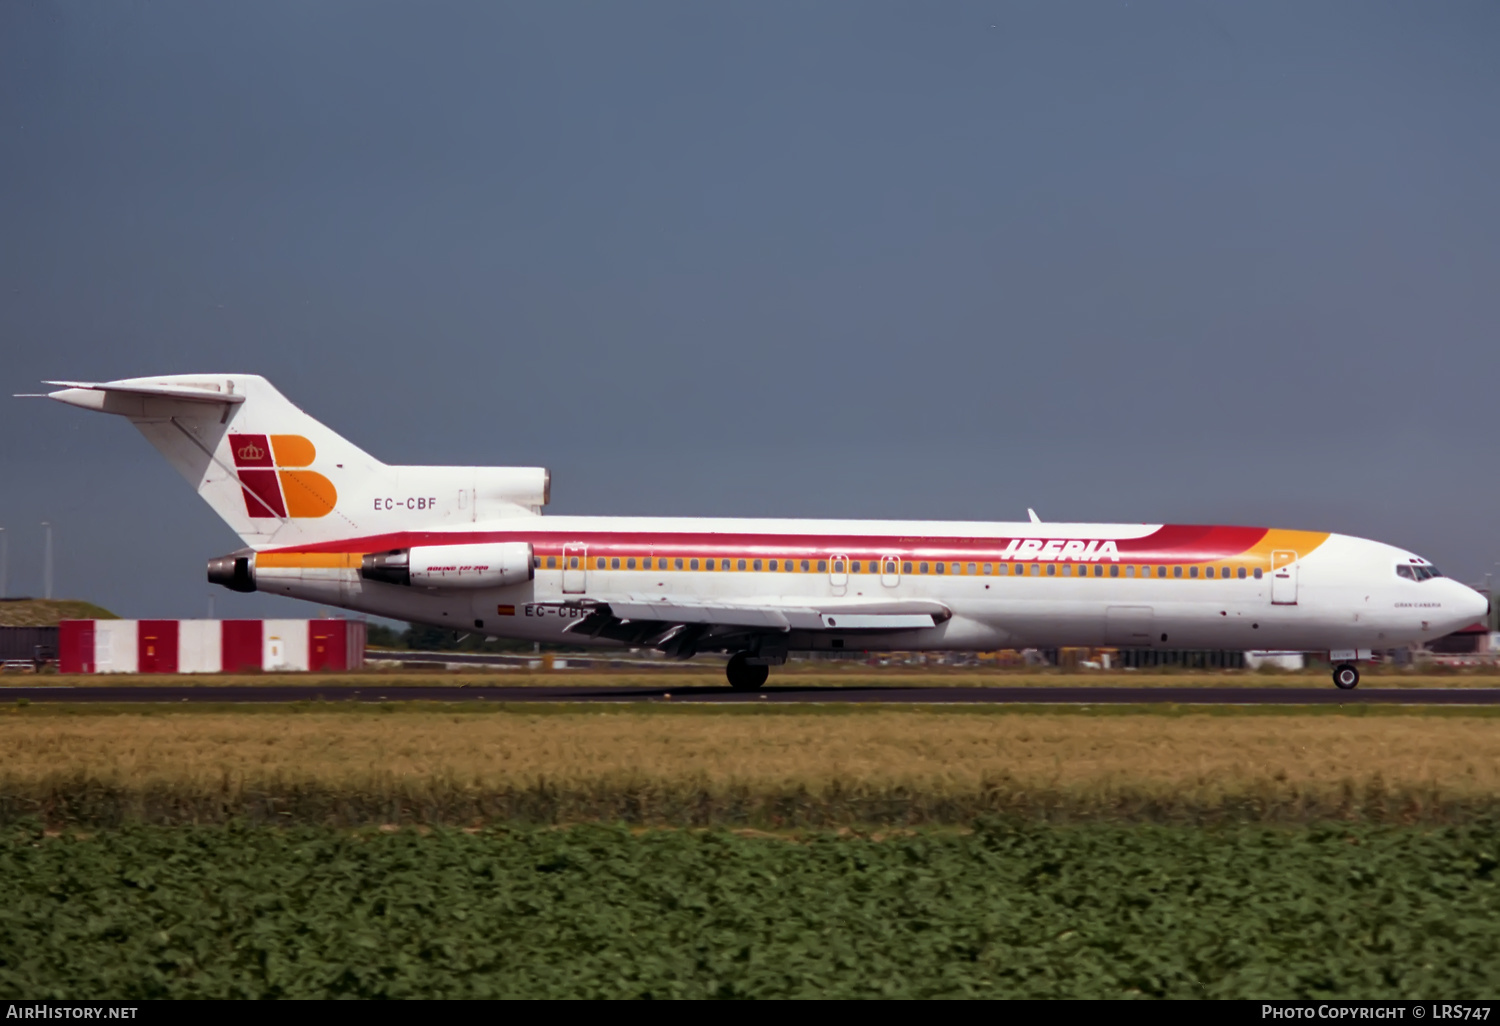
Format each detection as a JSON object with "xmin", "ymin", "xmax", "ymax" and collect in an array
[
  {"xmin": 935, "ymin": 563, "xmax": 945, "ymax": 575},
  {"xmin": 818, "ymin": 560, "xmax": 828, "ymax": 572},
  {"xmin": 596, "ymin": 558, "xmax": 606, "ymax": 570},
  {"xmin": 569, "ymin": 557, "xmax": 579, "ymax": 569},
  {"xmin": 919, "ymin": 562, "xmax": 929, "ymax": 574},
  {"xmin": 997, "ymin": 564, "xmax": 1008, "ymax": 575},
  {"xmin": 833, "ymin": 560, "xmax": 845, "ymax": 573},
  {"xmin": 967, "ymin": 563, "xmax": 977, "ymax": 575},
  {"xmin": 983, "ymin": 563, "xmax": 992, "ymax": 575},
  {"xmin": 1094, "ymin": 565, "xmax": 1104, "ymax": 577},
  {"xmin": 1205, "ymin": 567, "xmax": 1214, "ymax": 578},
  {"xmin": 752, "ymin": 559, "xmax": 762, "ymax": 571},
  {"xmin": 901, "ymin": 561, "xmax": 911, "ymax": 574},
  {"xmin": 546, "ymin": 556, "xmax": 557, "ymax": 569},
  {"xmin": 689, "ymin": 559, "xmax": 698, "ymax": 570},
  {"xmin": 770, "ymin": 559, "xmax": 779, "ymax": 571},
  {"xmin": 1189, "ymin": 567, "xmax": 1198, "ymax": 579},
  {"xmin": 1157, "ymin": 566, "xmax": 1167, "ymax": 578},
  {"xmin": 738, "ymin": 559, "xmax": 747, "ymax": 571},
  {"xmin": 627, "ymin": 558, "xmax": 636, "ymax": 569},
  {"xmin": 1253, "ymin": 568, "xmax": 1263, "ymax": 579},
  {"xmin": 1237, "ymin": 567, "xmax": 1246, "ymax": 579},
  {"xmin": 1173, "ymin": 566, "xmax": 1183, "ymax": 578}
]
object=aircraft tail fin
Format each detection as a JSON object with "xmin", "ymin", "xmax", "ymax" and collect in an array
[{"xmin": 36, "ymin": 375, "xmax": 548, "ymax": 550}]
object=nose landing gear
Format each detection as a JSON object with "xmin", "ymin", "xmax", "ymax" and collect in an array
[
  {"xmin": 726, "ymin": 652, "xmax": 769, "ymax": 691},
  {"xmin": 1332, "ymin": 663, "xmax": 1360, "ymax": 690}
]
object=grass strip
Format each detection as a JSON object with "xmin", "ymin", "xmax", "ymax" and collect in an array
[
  {"xmin": 7, "ymin": 669, "xmax": 1500, "ymax": 688},
  {"xmin": 4, "ymin": 711, "xmax": 1499, "ymax": 826}
]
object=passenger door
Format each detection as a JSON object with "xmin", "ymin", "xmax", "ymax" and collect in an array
[
  {"xmin": 880, "ymin": 555, "xmax": 901, "ymax": 589},
  {"xmin": 562, "ymin": 543, "xmax": 587, "ymax": 594},
  {"xmin": 1271, "ymin": 550, "xmax": 1298, "ymax": 605},
  {"xmin": 829, "ymin": 553, "xmax": 849, "ymax": 596}
]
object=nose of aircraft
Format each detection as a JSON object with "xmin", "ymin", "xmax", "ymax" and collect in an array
[{"xmin": 1448, "ymin": 582, "xmax": 1491, "ymax": 630}]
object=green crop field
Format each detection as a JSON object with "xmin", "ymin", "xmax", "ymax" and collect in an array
[{"xmin": 2, "ymin": 821, "xmax": 1497, "ymax": 999}]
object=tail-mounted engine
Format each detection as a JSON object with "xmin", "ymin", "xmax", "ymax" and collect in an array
[
  {"xmin": 360, "ymin": 541, "xmax": 534, "ymax": 589},
  {"xmin": 207, "ymin": 551, "xmax": 257, "ymax": 592}
]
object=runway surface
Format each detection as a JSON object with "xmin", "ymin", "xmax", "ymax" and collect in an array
[{"xmin": 3, "ymin": 684, "xmax": 1500, "ymax": 705}]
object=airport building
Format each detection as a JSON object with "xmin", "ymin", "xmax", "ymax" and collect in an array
[{"xmin": 56, "ymin": 619, "xmax": 366, "ymax": 674}]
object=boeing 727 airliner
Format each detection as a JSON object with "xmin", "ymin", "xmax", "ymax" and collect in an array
[{"xmin": 33, "ymin": 375, "xmax": 1489, "ymax": 690}]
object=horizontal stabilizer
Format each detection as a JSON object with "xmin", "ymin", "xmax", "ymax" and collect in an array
[
  {"xmin": 30, "ymin": 373, "xmax": 550, "ymax": 551},
  {"xmin": 41, "ymin": 379, "xmax": 246, "ymax": 407}
]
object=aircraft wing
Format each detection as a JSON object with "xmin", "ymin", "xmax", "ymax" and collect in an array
[{"xmin": 560, "ymin": 595, "xmax": 949, "ymax": 656}]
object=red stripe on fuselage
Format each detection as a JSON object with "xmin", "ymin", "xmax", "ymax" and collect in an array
[{"xmin": 266, "ymin": 524, "xmax": 1271, "ymax": 563}]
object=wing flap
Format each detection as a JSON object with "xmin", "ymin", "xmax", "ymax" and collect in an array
[
  {"xmin": 567, "ymin": 595, "xmax": 950, "ymax": 633},
  {"xmin": 817, "ymin": 613, "xmax": 936, "ymax": 630}
]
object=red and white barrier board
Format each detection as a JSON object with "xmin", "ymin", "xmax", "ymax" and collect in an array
[{"xmin": 58, "ymin": 619, "xmax": 366, "ymax": 674}]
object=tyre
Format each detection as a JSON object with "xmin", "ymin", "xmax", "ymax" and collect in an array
[
  {"xmin": 1332, "ymin": 663, "xmax": 1360, "ymax": 690},
  {"xmin": 726, "ymin": 652, "xmax": 769, "ymax": 691}
]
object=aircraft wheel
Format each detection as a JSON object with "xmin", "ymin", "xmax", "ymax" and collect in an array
[
  {"xmin": 1332, "ymin": 663, "xmax": 1360, "ymax": 690},
  {"xmin": 726, "ymin": 652, "xmax": 769, "ymax": 691}
]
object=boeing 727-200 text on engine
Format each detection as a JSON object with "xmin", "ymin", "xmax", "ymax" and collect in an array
[{"xmin": 29, "ymin": 375, "xmax": 1489, "ymax": 690}]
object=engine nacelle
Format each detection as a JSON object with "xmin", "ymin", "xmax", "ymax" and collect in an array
[
  {"xmin": 207, "ymin": 550, "xmax": 256, "ymax": 592},
  {"xmin": 360, "ymin": 542, "xmax": 534, "ymax": 589}
]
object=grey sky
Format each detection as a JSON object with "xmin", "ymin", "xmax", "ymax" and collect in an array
[{"xmin": 2, "ymin": 1, "xmax": 1498, "ymax": 619}]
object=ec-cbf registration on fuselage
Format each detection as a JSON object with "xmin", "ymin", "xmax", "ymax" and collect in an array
[{"xmin": 33, "ymin": 375, "xmax": 1488, "ymax": 691}]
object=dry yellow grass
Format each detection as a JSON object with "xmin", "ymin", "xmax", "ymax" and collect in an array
[{"xmin": 3, "ymin": 710, "xmax": 1498, "ymax": 796}]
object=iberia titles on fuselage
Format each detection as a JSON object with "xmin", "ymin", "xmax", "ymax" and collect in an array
[{"xmin": 33, "ymin": 374, "xmax": 1489, "ymax": 691}]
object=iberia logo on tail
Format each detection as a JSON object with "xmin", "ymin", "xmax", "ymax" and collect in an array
[{"xmin": 229, "ymin": 434, "xmax": 337, "ymax": 518}]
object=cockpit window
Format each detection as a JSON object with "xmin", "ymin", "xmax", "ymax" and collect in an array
[{"xmin": 1397, "ymin": 563, "xmax": 1445, "ymax": 582}]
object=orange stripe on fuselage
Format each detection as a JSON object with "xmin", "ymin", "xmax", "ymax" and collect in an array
[{"xmin": 256, "ymin": 552, "xmax": 361, "ymax": 569}]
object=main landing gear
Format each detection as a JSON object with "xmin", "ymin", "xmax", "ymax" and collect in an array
[
  {"xmin": 1332, "ymin": 663, "xmax": 1360, "ymax": 690},
  {"xmin": 726, "ymin": 652, "xmax": 769, "ymax": 692}
]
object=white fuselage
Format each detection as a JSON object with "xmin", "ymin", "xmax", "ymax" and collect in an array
[{"xmin": 252, "ymin": 515, "xmax": 1487, "ymax": 656}]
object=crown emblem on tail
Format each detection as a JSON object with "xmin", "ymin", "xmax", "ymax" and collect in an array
[{"xmin": 236, "ymin": 442, "xmax": 265, "ymax": 461}]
